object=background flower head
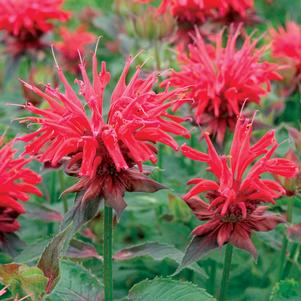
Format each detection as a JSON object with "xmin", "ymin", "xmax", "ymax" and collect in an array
[
  {"xmin": 0, "ymin": 137, "xmax": 42, "ymax": 248},
  {"xmin": 0, "ymin": 0, "xmax": 69, "ymax": 55},
  {"xmin": 164, "ymin": 26, "xmax": 282, "ymax": 145}
]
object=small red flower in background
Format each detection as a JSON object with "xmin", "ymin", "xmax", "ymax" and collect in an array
[
  {"xmin": 0, "ymin": 137, "xmax": 42, "ymax": 249},
  {"xmin": 0, "ymin": 0, "xmax": 69, "ymax": 55},
  {"xmin": 273, "ymin": 149, "xmax": 301, "ymax": 197},
  {"xmin": 55, "ymin": 26, "xmax": 96, "ymax": 73},
  {"xmin": 270, "ymin": 21, "xmax": 301, "ymax": 94},
  {"xmin": 180, "ymin": 114, "xmax": 297, "ymax": 265},
  {"xmin": 163, "ymin": 26, "xmax": 282, "ymax": 145},
  {"xmin": 270, "ymin": 21, "xmax": 301, "ymax": 69},
  {"xmin": 138, "ymin": 0, "xmax": 255, "ymax": 25},
  {"xmin": 215, "ymin": 0, "xmax": 255, "ymax": 24},
  {"xmin": 19, "ymin": 52, "xmax": 190, "ymax": 216}
]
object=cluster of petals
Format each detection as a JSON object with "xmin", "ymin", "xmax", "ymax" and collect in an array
[
  {"xmin": 181, "ymin": 114, "xmax": 297, "ymax": 260},
  {"xmin": 270, "ymin": 21, "xmax": 301, "ymax": 94},
  {"xmin": 55, "ymin": 26, "xmax": 96, "ymax": 73},
  {"xmin": 19, "ymin": 53, "xmax": 190, "ymax": 215},
  {"xmin": 0, "ymin": 137, "xmax": 42, "ymax": 246},
  {"xmin": 0, "ymin": 0, "xmax": 69, "ymax": 54},
  {"xmin": 137, "ymin": 0, "xmax": 255, "ymax": 24},
  {"xmin": 273, "ymin": 149, "xmax": 301, "ymax": 197},
  {"xmin": 270, "ymin": 21, "xmax": 301, "ymax": 69},
  {"xmin": 164, "ymin": 27, "xmax": 282, "ymax": 145}
]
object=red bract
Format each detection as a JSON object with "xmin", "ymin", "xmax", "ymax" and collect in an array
[
  {"xmin": 19, "ymin": 53, "xmax": 190, "ymax": 216},
  {"xmin": 180, "ymin": 114, "xmax": 297, "ymax": 264},
  {"xmin": 55, "ymin": 26, "xmax": 96, "ymax": 73},
  {"xmin": 0, "ymin": 0, "xmax": 69, "ymax": 55},
  {"xmin": 163, "ymin": 27, "xmax": 281, "ymax": 145},
  {"xmin": 0, "ymin": 137, "xmax": 42, "ymax": 247}
]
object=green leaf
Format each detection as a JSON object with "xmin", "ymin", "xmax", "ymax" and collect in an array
[
  {"xmin": 270, "ymin": 279, "xmax": 301, "ymax": 301},
  {"xmin": 15, "ymin": 238, "xmax": 51, "ymax": 264},
  {"xmin": 37, "ymin": 192, "xmax": 102, "ymax": 294},
  {"xmin": 61, "ymin": 192, "xmax": 102, "ymax": 234},
  {"xmin": 47, "ymin": 260, "xmax": 103, "ymax": 301},
  {"xmin": 0, "ymin": 263, "xmax": 47, "ymax": 299},
  {"xmin": 114, "ymin": 242, "xmax": 206, "ymax": 277},
  {"xmin": 129, "ymin": 277, "xmax": 216, "ymax": 301},
  {"xmin": 38, "ymin": 225, "xmax": 73, "ymax": 294},
  {"xmin": 178, "ymin": 236, "xmax": 218, "ymax": 273}
]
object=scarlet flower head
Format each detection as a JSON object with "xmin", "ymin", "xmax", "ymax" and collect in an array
[
  {"xmin": 164, "ymin": 26, "xmax": 282, "ymax": 145},
  {"xmin": 0, "ymin": 0, "xmax": 69, "ymax": 55},
  {"xmin": 138, "ymin": 0, "xmax": 217, "ymax": 24},
  {"xmin": 19, "ymin": 52, "xmax": 190, "ymax": 216},
  {"xmin": 55, "ymin": 26, "xmax": 96, "ymax": 73},
  {"xmin": 270, "ymin": 21, "xmax": 301, "ymax": 69},
  {"xmin": 180, "ymin": 114, "xmax": 297, "ymax": 264},
  {"xmin": 272, "ymin": 149, "xmax": 301, "ymax": 197},
  {"xmin": 0, "ymin": 137, "xmax": 42, "ymax": 249},
  {"xmin": 214, "ymin": 0, "xmax": 255, "ymax": 24},
  {"xmin": 138, "ymin": 0, "xmax": 255, "ymax": 25}
]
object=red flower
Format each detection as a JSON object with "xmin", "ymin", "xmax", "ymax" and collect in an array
[
  {"xmin": 180, "ymin": 114, "xmax": 297, "ymax": 265},
  {"xmin": 163, "ymin": 27, "xmax": 282, "ymax": 145},
  {"xmin": 272, "ymin": 149, "xmax": 301, "ymax": 197},
  {"xmin": 0, "ymin": 137, "xmax": 42, "ymax": 248},
  {"xmin": 139, "ymin": 0, "xmax": 255, "ymax": 24},
  {"xmin": 214, "ymin": 0, "xmax": 255, "ymax": 24},
  {"xmin": 270, "ymin": 21, "xmax": 301, "ymax": 70},
  {"xmin": 55, "ymin": 26, "xmax": 96, "ymax": 73},
  {"xmin": 19, "ymin": 53, "xmax": 190, "ymax": 216},
  {"xmin": 0, "ymin": 0, "xmax": 69, "ymax": 55}
]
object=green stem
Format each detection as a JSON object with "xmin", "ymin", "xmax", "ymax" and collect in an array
[
  {"xmin": 279, "ymin": 197, "xmax": 294, "ymax": 280},
  {"xmin": 219, "ymin": 244, "xmax": 233, "ymax": 301},
  {"xmin": 208, "ymin": 261, "xmax": 216, "ymax": 295},
  {"xmin": 58, "ymin": 170, "xmax": 68, "ymax": 213},
  {"xmin": 104, "ymin": 206, "xmax": 113, "ymax": 301},
  {"xmin": 189, "ymin": 133, "xmax": 196, "ymax": 175},
  {"xmin": 282, "ymin": 243, "xmax": 299, "ymax": 278},
  {"xmin": 47, "ymin": 172, "xmax": 56, "ymax": 235},
  {"xmin": 154, "ymin": 40, "xmax": 161, "ymax": 71}
]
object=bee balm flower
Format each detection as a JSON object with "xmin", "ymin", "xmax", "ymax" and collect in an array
[
  {"xmin": 180, "ymin": 114, "xmax": 297, "ymax": 266},
  {"xmin": 0, "ymin": 0, "xmax": 69, "ymax": 55},
  {"xmin": 19, "ymin": 53, "xmax": 190, "ymax": 216},
  {"xmin": 164, "ymin": 27, "xmax": 282, "ymax": 145},
  {"xmin": 55, "ymin": 26, "xmax": 96, "ymax": 73},
  {"xmin": 0, "ymin": 137, "xmax": 42, "ymax": 250}
]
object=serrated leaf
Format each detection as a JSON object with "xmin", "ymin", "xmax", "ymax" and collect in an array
[
  {"xmin": 270, "ymin": 279, "xmax": 301, "ymax": 301},
  {"xmin": 38, "ymin": 192, "xmax": 102, "ymax": 294},
  {"xmin": 0, "ymin": 263, "xmax": 47, "ymax": 299},
  {"xmin": 128, "ymin": 277, "xmax": 216, "ymax": 301},
  {"xmin": 114, "ymin": 242, "xmax": 206, "ymax": 277},
  {"xmin": 48, "ymin": 260, "xmax": 103, "ymax": 301},
  {"xmin": 61, "ymin": 192, "xmax": 102, "ymax": 234},
  {"xmin": 38, "ymin": 226, "xmax": 73, "ymax": 294},
  {"xmin": 178, "ymin": 236, "xmax": 218, "ymax": 273}
]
